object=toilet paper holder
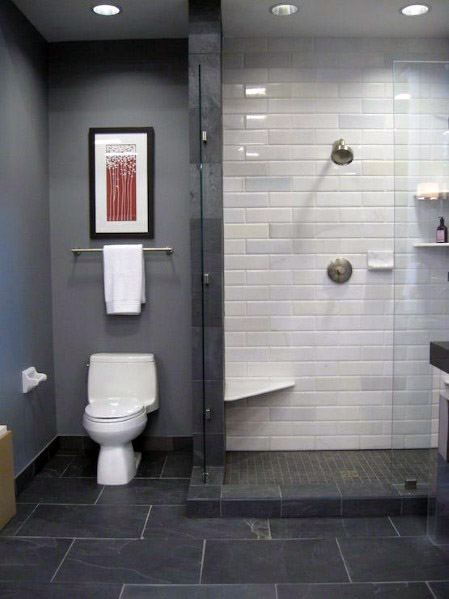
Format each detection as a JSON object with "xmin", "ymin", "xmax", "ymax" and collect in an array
[{"xmin": 22, "ymin": 367, "xmax": 47, "ymax": 394}]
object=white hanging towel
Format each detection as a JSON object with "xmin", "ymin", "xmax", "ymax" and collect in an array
[{"xmin": 103, "ymin": 244, "xmax": 146, "ymax": 315}]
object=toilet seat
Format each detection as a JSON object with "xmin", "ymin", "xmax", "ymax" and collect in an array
[{"xmin": 85, "ymin": 398, "xmax": 145, "ymax": 422}]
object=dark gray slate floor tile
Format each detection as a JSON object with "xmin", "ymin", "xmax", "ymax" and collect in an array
[
  {"xmin": 222, "ymin": 485, "xmax": 280, "ymax": 500},
  {"xmin": 270, "ymin": 517, "xmax": 396, "ymax": 539},
  {"xmin": 55, "ymin": 538, "xmax": 203, "ymax": 584},
  {"xmin": 136, "ymin": 453, "xmax": 168, "ymax": 478},
  {"xmin": 62, "ymin": 455, "xmax": 97, "ymax": 478},
  {"xmin": 201, "ymin": 539, "xmax": 348, "ymax": 584},
  {"xmin": 161, "ymin": 453, "xmax": 192, "ymax": 478},
  {"xmin": 98, "ymin": 479, "xmax": 189, "ymax": 505},
  {"xmin": 338, "ymin": 537, "xmax": 449, "ymax": 582},
  {"xmin": 0, "ymin": 538, "xmax": 72, "ymax": 582},
  {"xmin": 339, "ymin": 483, "xmax": 398, "ymax": 498},
  {"xmin": 277, "ymin": 582, "xmax": 433, "ymax": 598},
  {"xmin": 339, "ymin": 483, "xmax": 401, "ymax": 517},
  {"xmin": 143, "ymin": 505, "xmax": 269, "ymax": 540},
  {"xmin": 36, "ymin": 455, "xmax": 75, "ymax": 478},
  {"xmin": 18, "ymin": 504, "xmax": 150, "ymax": 538},
  {"xmin": 221, "ymin": 500, "xmax": 280, "ymax": 518},
  {"xmin": 187, "ymin": 485, "xmax": 221, "ymax": 502},
  {"xmin": 390, "ymin": 516, "xmax": 428, "ymax": 537},
  {"xmin": 18, "ymin": 478, "xmax": 102, "ymax": 504},
  {"xmin": 0, "ymin": 582, "xmax": 122, "ymax": 598},
  {"xmin": 186, "ymin": 484, "xmax": 221, "ymax": 517},
  {"xmin": 430, "ymin": 581, "xmax": 449, "ymax": 598},
  {"xmin": 122, "ymin": 584, "xmax": 276, "ymax": 598},
  {"xmin": 280, "ymin": 484, "xmax": 341, "ymax": 517},
  {"xmin": 190, "ymin": 466, "xmax": 224, "ymax": 486},
  {"xmin": 221, "ymin": 485, "xmax": 281, "ymax": 517},
  {"xmin": 0, "ymin": 504, "xmax": 37, "ymax": 536}
]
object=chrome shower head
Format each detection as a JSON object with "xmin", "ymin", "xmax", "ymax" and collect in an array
[{"xmin": 331, "ymin": 139, "xmax": 354, "ymax": 166}]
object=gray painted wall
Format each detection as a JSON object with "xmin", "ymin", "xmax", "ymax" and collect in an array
[
  {"xmin": 0, "ymin": 1, "xmax": 56, "ymax": 474},
  {"xmin": 48, "ymin": 40, "xmax": 191, "ymax": 437}
]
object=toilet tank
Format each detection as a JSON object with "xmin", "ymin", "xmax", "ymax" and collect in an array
[{"xmin": 88, "ymin": 353, "xmax": 158, "ymax": 413}]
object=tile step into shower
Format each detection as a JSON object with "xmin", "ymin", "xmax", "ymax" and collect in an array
[
  {"xmin": 187, "ymin": 450, "xmax": 433, "ymax": 518},
  {"xmin": 187, "ymin": 473, "xmax": 429, "ymax": 518}
]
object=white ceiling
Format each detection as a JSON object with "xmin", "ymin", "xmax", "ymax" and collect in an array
[
  {"xmin": 222, "ymin": 0, "xmax": 449, "ymax": 38},
  {"xmin": 13, "ymin": 0, "xmax": 449, "ymax": 42},
  {"xmin": 12, "ymin": 0, "xmax": 189, "ymax": 42}
]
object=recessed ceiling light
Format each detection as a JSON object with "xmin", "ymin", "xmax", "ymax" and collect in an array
[
  {"xmin": 92, "ymin": 4, "xmax": 121, "ymax": 16},
  {"xmin": 400, "ymin": 4, "xmax": 430, "ymax": 16},
  {"xmin": 270, "ymin": 4, "xmax": 299, "ymax": 16},
  {"xmin": 395, "ymin": 93, "xmax": 412, "ymax": 100}
]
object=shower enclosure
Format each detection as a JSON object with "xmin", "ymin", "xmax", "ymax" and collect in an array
[
  {"xmin": 192, "ymin": 24, "xmax": 449, "ymax": 518},
  {"xmin": 393, "ymin": 60, "xmax": 449, "ymax": 527}
]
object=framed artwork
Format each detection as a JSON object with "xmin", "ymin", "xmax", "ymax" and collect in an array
[{"xmin": 89, "ymin": 127, "xmax": 154, "ymax": 238}]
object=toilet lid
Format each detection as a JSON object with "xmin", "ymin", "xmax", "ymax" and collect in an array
[{"xmin": 85, "ymin": 398, "xmax": 145, "ymax": 420}]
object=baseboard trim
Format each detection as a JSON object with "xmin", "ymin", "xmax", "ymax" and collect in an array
[
  {"xmin": 15, "ymin": 434, "xmax": 193, "ymax": 495},
  {"xmin": 15, "ymin": 435, "xmax": 60, "ymax": 495}
]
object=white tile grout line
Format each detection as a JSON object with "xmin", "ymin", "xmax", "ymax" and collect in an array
[
  {"xmin": 274, "ymin": 583, "xmax": 279, "ymax": 599},
  {"xmin": 388, "ymin": 516, "xmax": 401, "ymax": 537},
  {"xmin": 426, "ymin": 581, "xmax": 438, "ymax": 598},
  {"xmin": 198, "ymin": 539, "xmax": 207, "ymax": 584},
  {"xmin": 94, "ymin": 487, "xmax": 105, "ymax": 505},
  {"xmin": 12, "ymin": 503, "xmax": 40, "ymax": 536},
  {"xmin": 335, "ymin": 537, "xmax": 353, "ymax": 584},
  {"xmin": 50, "ymin": 538, "xmax": 75, "ymax": 583},
  {"xmin": 140, "ymin": 505, "xmax": 153, "ymax": 539}
]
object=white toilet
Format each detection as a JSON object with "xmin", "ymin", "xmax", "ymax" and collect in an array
[{"xmin": 83, "ymin": 353, "xmax": 158, "ymax": 485}]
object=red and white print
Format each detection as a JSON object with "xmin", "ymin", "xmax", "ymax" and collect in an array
[{"xmin": 106, "ymin": 144, "xmax": 137, "ymax": 222}]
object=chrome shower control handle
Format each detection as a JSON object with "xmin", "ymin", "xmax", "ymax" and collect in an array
[{"xmin": 327, "ymin": 258, "xmax": 353, "ymax": 284}]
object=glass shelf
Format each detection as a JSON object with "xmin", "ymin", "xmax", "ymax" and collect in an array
[{"xmin": 414, "ymin": 242, "xmax": 449, "ymax": 247}]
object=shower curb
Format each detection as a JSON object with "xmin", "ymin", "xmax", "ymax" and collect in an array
[{"xmin": 186, "ymin": 467, "xmax": 429, "ymax": 518}]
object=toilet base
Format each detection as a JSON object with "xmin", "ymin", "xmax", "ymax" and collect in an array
[{"xmin": 97, "ymin": 443, "xmax": 141, "ymax": 485}]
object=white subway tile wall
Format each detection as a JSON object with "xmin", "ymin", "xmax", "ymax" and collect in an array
[{"xmin": 223, "ymin": 38, "xmax": 449, "ymax": 451}]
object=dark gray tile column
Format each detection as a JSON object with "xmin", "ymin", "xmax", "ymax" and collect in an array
[{"xmin": 189, "ymin": 0, "xmax": 225, "ymax": 468}]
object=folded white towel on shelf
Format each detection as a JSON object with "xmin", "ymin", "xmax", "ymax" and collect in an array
[{"xmin": 103, "ymin": 244, "xmax": 146, "ymax": 315}]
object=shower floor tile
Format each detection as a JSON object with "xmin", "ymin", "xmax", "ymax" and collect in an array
[{"xmin": 224, "ymin": 449, "xmax": 435, "ymax": 486}]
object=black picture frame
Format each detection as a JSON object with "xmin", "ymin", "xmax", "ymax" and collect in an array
[{"xmin": 89, "ymin": 127, "xmax": 154, "ymax": 239}]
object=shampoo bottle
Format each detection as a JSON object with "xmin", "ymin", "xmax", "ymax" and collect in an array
[{"xmin": 436, "ymin": 217, "xmax": 448, "ymax": 243}]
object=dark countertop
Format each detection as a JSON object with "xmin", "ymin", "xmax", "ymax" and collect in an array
[{"xmin": 430, "ymin": 342, "xmax": 449, "ymax": 374}]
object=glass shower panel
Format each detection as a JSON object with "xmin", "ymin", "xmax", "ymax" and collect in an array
[
  {"xmin": 197, "ymin": 63, "xmax": 208, "ymax": 481},
  {"xmin": 392, "ymin": 61, "xmax": 449, "ymax": 498}
]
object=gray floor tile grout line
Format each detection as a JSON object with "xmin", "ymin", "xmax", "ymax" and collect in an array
[
  {"xmin": 94, "ymin": 487, "xmax": 105, "ymax": 504},
  {"xmin": 49, "ymin": 538, "xmax": 75, "ymax": 583},
  {"xmin": 425, "ymin": 581, "xmax": 438, "ymax": 598},
  {"xmin": 199, "ymin": 539, "xmax": 207, "ymax": 584},
  {"xmin": 7, "ymin": 534, "xmax": 425, "ymax": 543},
  {"xmin": 267, "ymin": 518, "xmax": 272, "ymax": 540},
  {"xmin": 159, "ymin": 455, "xmax": 169, "ymax": 478},
  {"xmin": 335, "ymin": 537, "xmax": 353, "ymax": 583},
  {"xmin": 6, "ymin": 533, "xmax": 430, "ymax": 542},
  {"xmin": 117, "ymin": 583, "xmax": 126, "ymax": 599},
  {"xmin": 388, "ymin": 516, "xmax": 401, "ymax": 536},
  {"xmin": 58, "ymin": 455, "xmax": 76, "ymax": 478},
  {"xmin": 12, "ymin": 503, "xmax": 40, "ymax": 536},
  {"xmin": 140, "ymin": 505, "xmax": 153, "ymax": 539}
]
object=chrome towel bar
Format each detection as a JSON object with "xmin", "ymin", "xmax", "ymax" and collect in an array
[{"xmin": 72, "ymin": 247, "xmax": 174, "ymax": 256}]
